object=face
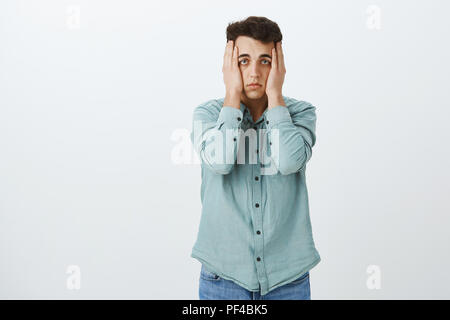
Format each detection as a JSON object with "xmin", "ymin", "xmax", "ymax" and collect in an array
[{"xmin": 235, "ymin": 36, "xmax": 275, "ymax": 100}]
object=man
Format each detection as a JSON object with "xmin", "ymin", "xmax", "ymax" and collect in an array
[{"xmin": 190, "ymin": 16, "xmax": 321, "ymax": 300}]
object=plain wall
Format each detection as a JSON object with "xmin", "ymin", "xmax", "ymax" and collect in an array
[{"xmin": 1, "ymin": 0, "xmax": 449, "ymax": 299}]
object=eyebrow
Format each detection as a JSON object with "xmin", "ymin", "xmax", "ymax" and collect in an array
[{"xmin": 238, "ymin": 53, "xmax": 272, "ymax": 59}]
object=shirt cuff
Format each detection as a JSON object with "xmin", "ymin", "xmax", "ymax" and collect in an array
[
  {"xmin": 216, "ymin": 106, "xmax": 244, "ymax": 129},
  {"xmin": 265, "ymin": 105, "xmax": 292, "ymax": 129}
]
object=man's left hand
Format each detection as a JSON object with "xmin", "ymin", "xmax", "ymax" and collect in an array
[{"xmin": 266, "ymin": 41, "xmax": 286, "ymax": 109}]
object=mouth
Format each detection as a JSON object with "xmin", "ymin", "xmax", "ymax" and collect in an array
[{"xmin": 247, "ymin": 83, "xmax": 262, "ymax": 89}]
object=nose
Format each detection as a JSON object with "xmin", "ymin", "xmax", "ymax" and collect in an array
[{"xmin": 248, "ymin": 60, "xmax": 261, "ymax": 79}]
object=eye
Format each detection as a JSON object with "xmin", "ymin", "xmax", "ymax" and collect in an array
[
  {"xmin": 238, "ymin": 58, "xmax": 271, "ymax": 65},
  {"xmin": 239, "ymin": 59, "xmax": 248, "ymax": 65}
]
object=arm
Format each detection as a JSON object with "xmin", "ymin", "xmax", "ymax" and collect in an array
[
  {"xmin": 190, "ymin": 40, "xmax": 245, "ymax": 175},
  {"xmin": 265, "ymin": 101, "xmax": 317, "ymax": 175},
  {"xmin": 263, "ymin": 42, "xmax": 316, "ymax": 175}
]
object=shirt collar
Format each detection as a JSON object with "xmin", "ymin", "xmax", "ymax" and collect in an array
[
  {"xmin": 239, "ymin": 101, "xmax": 246, "ymax": 115},
  {"xmin": 240, "ymin": 101, "xmax": 270, "ymax": 125}
]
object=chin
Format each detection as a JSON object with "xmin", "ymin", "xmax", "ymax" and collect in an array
[{"xmin": 244, "ymin": 89, "xmax": 265, "ymax": 99}]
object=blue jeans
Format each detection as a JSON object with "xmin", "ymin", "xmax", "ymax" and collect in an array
[{"xmin": 199, "ymin": 264, "xmax": 311, "ymax": 300}]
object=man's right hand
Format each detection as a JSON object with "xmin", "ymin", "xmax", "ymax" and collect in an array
[{"xmin": 222, "ymin": 40, "xmax": 243, "ymax": 109}]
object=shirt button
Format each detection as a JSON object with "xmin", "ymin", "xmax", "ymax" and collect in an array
[
  {"xmin": 237, "ymin": 117, "xmax": 241, "ymax": 121},
  {"xmin": 233, "ymin": 137, "xmax": 236, "ymax": 141},
  {"xmin": 256, "ymin": 230, "xmax": 261, "ymax": 235},
  {"xmin": 255, "ymin": 176, "xmax": 259, "ymax": 181},
  {"xmin": 256, "ymin": 257, "xmax": 261, "ymax": 261},
  {"xmin": 256, "ymin": 149, "xmax": 259, "ymax": 153},
  {"xmin": 269, "ymin": 141, "xmax": 272, "ymax": 145},
  {"xmin": 266, "ymin": 120, "xmax": 269, "ymax": 124},
  {"xmin": 255, "ymin": 203, "xmax": 259, "ymax": 208}
]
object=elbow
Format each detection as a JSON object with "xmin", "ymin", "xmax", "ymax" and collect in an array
[
  {"xmin": 202, "ymin": 151, "xmax": 236, "ymax": 175},
  {"xmin": 278, "ymin": 160, "xmax": 304, "ymax": 175},
  {"xmin": 277, "ymin": 147, "xmax": 309, "ymax": 175},
  {"xmin": 198, "ymin": 142, "xmax": 236, "ymax": 175},
  {"xmin": 209, "ymin": 163, "xmax": 235, "ymax": 175}
]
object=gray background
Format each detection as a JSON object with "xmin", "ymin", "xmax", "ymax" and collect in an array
[{"xmin": 1, "ymin": 0, "xmax": 449, "ymax": 299}]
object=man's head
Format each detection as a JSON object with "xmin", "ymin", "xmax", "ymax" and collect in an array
[{"xmin": 226, "ymin": 16, "xmax": 283, "ymax": 100}]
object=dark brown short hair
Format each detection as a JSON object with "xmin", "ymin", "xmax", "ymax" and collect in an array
[{"xmin": 226, "ymin": 16, "xmax": 283, "ymax": 44}]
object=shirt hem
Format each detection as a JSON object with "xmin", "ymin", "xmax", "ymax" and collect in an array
[
  {"xmin": 191, "ymin": 246, "xmax": 321, "ymax": 296},
  {"xmin": 262, "ymin": 253, "xmax": 321, "ymax": 295},
  {"xmin": 191, "ymin": 247, "xmax": 260, "ymax": 292}
]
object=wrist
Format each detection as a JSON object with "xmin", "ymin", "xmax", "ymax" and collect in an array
[
  {"xmin": 267, "ymin": 93, "xmax": 285, "ymax": 109},
  {"xmin": 266, "ymin": 91, "xmax": 283, "ymax": 100},
  {"xmin": 224, "ymin": 91, "xmax": 242, "ymax": 109}
]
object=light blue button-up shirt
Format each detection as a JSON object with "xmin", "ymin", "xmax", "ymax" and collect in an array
[{"xmin": 190, "ymin": 95, "xmax": 321, "ymax": 296}]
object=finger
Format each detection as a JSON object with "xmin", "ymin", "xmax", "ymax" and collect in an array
[
  {"xmin": 277, "ymin": 41, "xmax": 285, "ymax": 71},
  {"xmin": 232, "ymin": 44, "xmax": 238, "ymax": 68},
  {"xmin": 271, "ymin": 46, "xmax": 278, "ymax": 70},
  {"xmin": 223, "ymin": 41, "xmax": 231, "ymax": 68},
  {"xmin": 223, "ymin": 40, "xmax": 232, "ymax": 68},
  {"xmin": 223, "ymin": 41, "xmax": 228, "ymax": 61}
]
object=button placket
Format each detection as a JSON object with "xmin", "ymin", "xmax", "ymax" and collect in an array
[{"xmin": 252, "ymin": 134, "xmax": 268, "ymax": 294}]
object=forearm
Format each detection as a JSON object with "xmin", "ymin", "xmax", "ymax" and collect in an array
[
  {"xmin": 267, "ymin": 93, "xmax": 286, "ymax": 110},
  {"xmin": 223, "ymin": 91, "xmax": 242, "ymax": 110},
  {"xmin": 267, "ymin": 120, "xmax": 311, "ymax": 175},
  {"xmin": 265, "ymin": 103, "xmax": 316, "ymax": 175},
  {"xmin": 191, "ymin": 102, "xmax": 244, "ymax": 174}
]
